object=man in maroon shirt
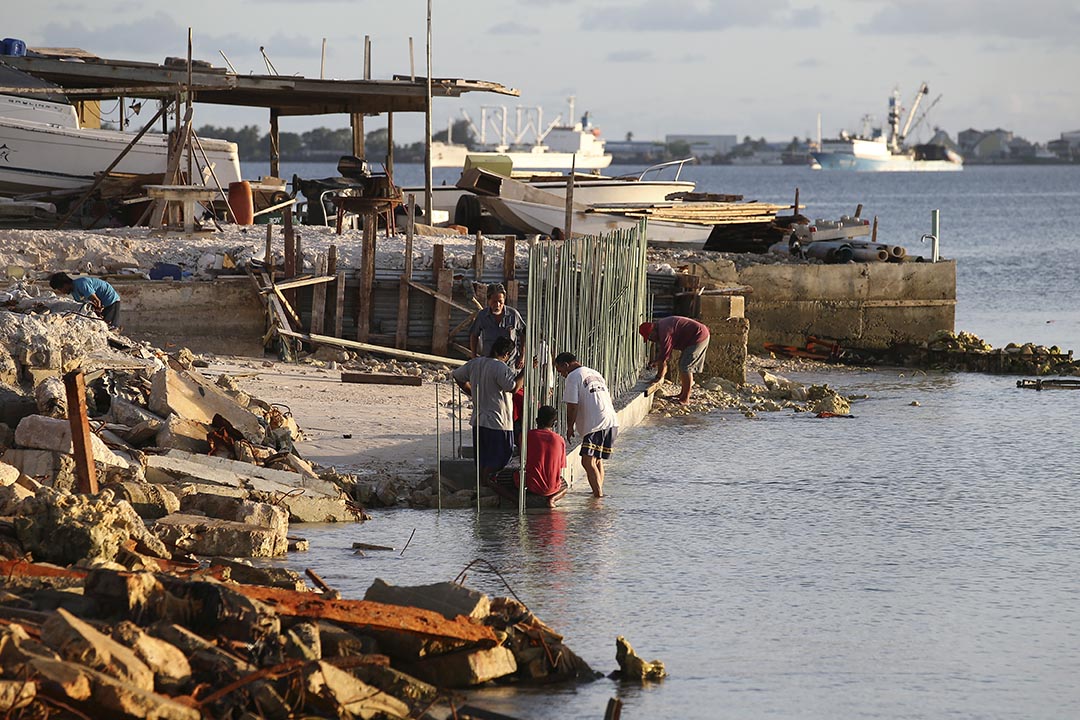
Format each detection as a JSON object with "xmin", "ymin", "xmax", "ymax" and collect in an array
[
  {"xmin": 639, "ymin": 316, "xmax": 711, "ymax": 404},
  {"xmin": 521, "ymin": 405, "xmax": 568, "ymax": 507}
]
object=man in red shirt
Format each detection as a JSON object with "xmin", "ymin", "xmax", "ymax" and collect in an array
[
  {"xmin": 521, "ymin": 405, "xmax": 568, "ymax": 508},
  {"xmin": 640, "ymin": 316, "xmax": 711, "ymax": 404}
]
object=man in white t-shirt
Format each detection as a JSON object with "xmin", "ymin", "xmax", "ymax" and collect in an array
[{"xmin": 554, "ymin": 352, "xmax": 618, "ymax": 498}]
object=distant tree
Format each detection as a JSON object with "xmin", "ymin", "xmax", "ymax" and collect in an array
[
  {"xmin": 432, "ymin": 119, "xmax": 476, "ymax": 148},
  {"xmin": 666, "ymin": 139, "xmax": 691, "ymax": 159},
  {"xmin": 626, "ymin": 131, "xmax": 634, "ymax": 142},
  {"xmin": 786, "ymin": 135, "xmax": 801, "ymax": 152},
  {"xmin": 365, "ymin": 127, "xmax": 389, "ymax": 159},
  {"xmin": 742, "ymin": 135, "xmax": 753, "ymax": 145}
]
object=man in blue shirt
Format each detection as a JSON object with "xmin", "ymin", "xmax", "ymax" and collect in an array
[{"xmin": 49, "ymin": 272, "xmax": 121, "ymax": 328}]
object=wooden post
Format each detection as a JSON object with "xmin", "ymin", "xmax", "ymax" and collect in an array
[
  {"xmin": 63, "ymin": 370, "xmax": 98, "ymax": 495},
  {"xmin": 269, "ymin": 108, "xmax": 280, "ymax": 179},
  {"xmin": 283, "ymin": 205, "xmax": 297, "ymax": 309},
  {"xmin": 387, "ymin": 112, "xmax": 395, "ymax": 179},
  {"xmin": 326, "ymin": 244, "xmax": 339, "ymax": 337},
  {"xmin": 432, "ymin": 244, "xmax": 451, "ymax": 356},
  {"xmin": 357, "ymin": 213, "xmax": 376, "ymax": 341},
  {"xmin": 395, "ymin": 195, "xmax": 415, "ymax": 349},
  {"xmin": 502, "ymin": 236, "xmax": 518, "ymax": 306},
  {"xmin": 265, "ymin": 224, "xmax": 273, "ymax": 272},
  {"xmin": 311, "ymin": 252, "xmax": 328, "ymax": 334},
  {"xmin": 794, "ymin": 187, "xmax": 800, "ymax": 216}
]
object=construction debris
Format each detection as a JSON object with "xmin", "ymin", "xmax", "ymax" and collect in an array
[{"xmin": 613, "ymin": 636, "xmax": 667, "ymax": 682}]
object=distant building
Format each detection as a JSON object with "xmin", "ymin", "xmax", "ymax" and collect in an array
[
  {"xmin": 664, "ymin": 134, "xmax": 738, "ymax": 160},
  {"xmin": 958, "ymin": 128, "xmax": 1015, "ymax": 161},
  {"xmin": 1048, "ymin": 130, "xmax": 1080, "ymax": 160}
]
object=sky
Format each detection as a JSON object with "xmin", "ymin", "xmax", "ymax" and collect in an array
[{"xmin": 8, "ymin": 0, "xmax": 1080, "ymax": 145}]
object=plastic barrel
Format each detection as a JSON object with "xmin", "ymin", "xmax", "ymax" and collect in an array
[
  {"xmin": 2, "ymin": 39, "xmax": 27, "ymax": 57},
  {"xmin": 228, "ymin": 180, "xmax": 254, "ymax": 225}
]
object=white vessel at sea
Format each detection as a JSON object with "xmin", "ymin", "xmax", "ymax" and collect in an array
[
  {"xmin": 430, "ymin": 98, "xmax": 612, "ymax": 171},
  {"xmin": 811, "ymin": 83, "xmax": 962, "ymax": 172},
  {"xmin": 0, "ymin": 63, "xmax": 241, "ymax": 195}
]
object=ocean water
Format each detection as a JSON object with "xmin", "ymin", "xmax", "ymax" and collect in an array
[{"xmin": 258, "ymin": 163, "xmax": 1080, "ymax": 719}]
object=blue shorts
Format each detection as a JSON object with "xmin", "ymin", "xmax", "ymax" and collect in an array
[
  {"xmin": 581, "ymin": 428, "xmax": 617, "ymax": 460},
  {"xmin": 475, "ymin": 426, "xmax": 515, "ymax": 472}
]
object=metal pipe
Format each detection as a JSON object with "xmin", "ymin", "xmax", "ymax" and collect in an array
[
  {"xmin": 436, "ymin": 382, "xmax": 442, "ymax": 512},
  {"xmin": 931, "ymin": 209, "xmax": 940, "ymax": 262}
]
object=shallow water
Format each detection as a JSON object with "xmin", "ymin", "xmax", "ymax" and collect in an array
[{"xmin": 256, "ymin": 164, "xmax": 1080, "ymax": 718}]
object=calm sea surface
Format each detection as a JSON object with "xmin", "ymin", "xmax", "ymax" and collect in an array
[{"xmin": 253, "ymin": 162, "xmax": 1080, "ymax": 719}]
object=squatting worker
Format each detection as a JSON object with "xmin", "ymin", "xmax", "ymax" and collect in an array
[
  {"xmin": 49, "ymin": 272, "xmax": 121, "ymax": 328},
  {"xmin": 452, "ymin": 336, "xmax": 525, "ymax": 490},
  {"xmin": 639, "ymin": 316, "xmax": 711, "ymax": 405},
  {"xmin": 554, "ymin": 352, "xmax": 618, "ymax": 498},
  {"xmin": 469, "ymin": 283, "xmax": 525, "ymax": 369},
  {"xmin": 520, "ymin": 405, "xmax": 568, "ymax": 508}
]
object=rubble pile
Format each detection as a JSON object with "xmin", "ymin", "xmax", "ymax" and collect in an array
[
  {"xmin": 922, "ymin": 330, "xmax": 1079, "ymax": 375},
  {"xmin": 650, "ymin": 369, "xmax": 854, "ymax": 419},
  {"xmin": 298, "ymin": 345, "xmax": 453, "ymax": 383},
  {"xmin": 1, "ymin": 296, "xmax": 367, "ymax": 563},
  {"xmin": 0, "ymin": 567, "xmax": 603, "ymax": 718}
]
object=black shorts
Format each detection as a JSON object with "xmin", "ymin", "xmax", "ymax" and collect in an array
[
  {"xmin": 581, "ymin": 428, "xmax": 617, "ymax": 460},
  {"xmin": 101, "ymin": 301, "xmax": 121, "ymax": 328},
  {"xmin": 474, "ymin": 426, "xmax": 514, "ymax": 472}
]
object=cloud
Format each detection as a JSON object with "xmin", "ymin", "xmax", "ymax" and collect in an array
[
  {"xmin": 797, "ymin": 57, "xmax": 820, "ymax": 68},
  {"xmin": 679, "ymin": 53, "xmax": 707, "ymax": 63},
  {"xmin": 583, "ymin": 0, "xmax": 808, "ymax": 32},
  {"xmin": 858, "ymin": 0, "xmax": 1080, "ymax": 42},
  {"xmin": 39, "ymin": 12, "xmax": 318, "ymax": 63},
  {"xmin": 488, "ymin": 21, "xmax": 538, "ymax": 35},
  {"xmin": 607, "ymin": 49, "xmax": 654, "ymax": 62}
]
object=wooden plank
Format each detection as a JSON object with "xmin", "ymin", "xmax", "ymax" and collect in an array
[
  {"xmin": 272, "ymin": 286, "xmax": 303, "ymax": 329},
  {"xmin": 311, "ymin": 253, "xmax": 328, "ymax": 334},
  {"xmin": 283, "ymin": 205, "xmax": 296, "ymax": 310},
  {"xmin": 63, "ymin": 370, "xmax": 98, "ymax": 494},
  {"xmin": 506, "ymin": 279, "xmax": 519, "ymax": 307},
  {"xmin": 395, "ymin": 198, "xmax": 415, "ymax": 349},
  {"xmin": 334, "ymin": 269, "xmax": 346, "ymax": 339},
  {"xmin": 341, "ymin": 372, "xmax": 422, "ymax": 387},
  {"xmin": 278, "ymin": 328, "xmax": 465, "ymax": 366},
  {"xmin": 406, "ymin": 279, "xmax": 475, "ymax": 315},
  {"xmin": 473, "ymin": 231, "xmax": 484, "ymax": 282},
  {"xmin": 357, "ymin": 213, "xmax": 376, "ymax": 342},
  {"xmin": 429, "ymin": 246, "xmax": 447, "ymax": 358},
  {"xmin": 502, "ymin": 236, "xmax": 516, "ymax": 282},
  {"xmin": 265, "ymin": 275, "xmax": 335, "ymax": 292},
  {"xmin": 264, "ymin": 224, "xmax": 273, "ymax": 270}
]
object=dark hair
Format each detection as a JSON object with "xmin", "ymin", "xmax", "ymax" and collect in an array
[
  {"xmin": 490, "ymin": 336, "xmax": 516, "ymax": 359},
  {"xmin": 487, "ymin": 283, "xmax": 507, "ymax": 299},
  {"xmin": 553, "ymin": 351, "xmax": 576, "ymax": 366},
  {"xmin": 49, "ymin": 272, "xmax": 73, "ymax": 290},
  {"xmin": 536, "ymin": 405, "xmax": 558, "ymax": 428}
]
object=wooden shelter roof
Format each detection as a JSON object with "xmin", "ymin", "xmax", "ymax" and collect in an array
[{"xmin": 2, "ymin": 49, "xmax": 519, "ymax": 116}]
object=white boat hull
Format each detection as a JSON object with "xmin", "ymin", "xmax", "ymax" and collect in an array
[
  {"xmin": 430, "ymin": 141, "xmax": 612, "ymax": 171},
  {"xmin": 408, "ymin": 178, "xmax": 696, "ymax": 217},
  {"xmin": 0, "ymin": 115, "xmax": 242, "ymax": 195},
  {"xmin": 480, "ymin": 197, "xmax": 711, "ymax": 248}
]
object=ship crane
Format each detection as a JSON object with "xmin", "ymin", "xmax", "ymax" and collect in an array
[
  {"xmin": 899, "ymin": 82, "xmax": 930, "ymax": 144},
  {"xmin": 903, "ymin": 93, "xmax": 943, "ymax": 142}
]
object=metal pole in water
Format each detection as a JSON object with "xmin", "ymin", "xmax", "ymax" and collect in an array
[
  {"xmin": 435, "ymin": 382, "xmax": 442, "ymax": 512},
  {"xmin": 931, "ymin": 209, "xmax": 940, "ymax": 263}
]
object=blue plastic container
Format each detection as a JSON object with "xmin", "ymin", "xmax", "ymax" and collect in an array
[{"xmin": 1, "ymin": 38, "xmax": 27, "ymax": 57}]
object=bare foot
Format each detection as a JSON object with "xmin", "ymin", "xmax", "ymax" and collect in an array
[{"xmin": 663, "ymin": 394, "xmax": 690, "ymax": 405}]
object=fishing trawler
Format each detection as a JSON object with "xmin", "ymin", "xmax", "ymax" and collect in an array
[{"xmin": 811, "ymin": 83, "xmax": 963, "ymax": 172}]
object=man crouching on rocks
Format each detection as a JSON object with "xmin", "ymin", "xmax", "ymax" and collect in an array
[
  {"xmin": 452, "ymin": 336, "xmax": 525, "ymax": 492},
  {"xmin": 50, "ymin": 272, "xmax": 121, "ymax": 329}
]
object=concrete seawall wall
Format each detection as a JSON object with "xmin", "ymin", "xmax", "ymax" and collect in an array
[
  {"xmin": 115, "ymin": 278, "xmax": 265, "ymax": 355},
  {"xmin": 691, "ymin": 260, "xmax": 956, "ymax": 350}
]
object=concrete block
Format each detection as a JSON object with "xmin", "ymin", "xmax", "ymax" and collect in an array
[
  {"xmin": 13, "ymin": 415, "xmax": 130, "ymax": 468},
  {"xmin": 110, "ymin": 621, "xmax": 194, "ymax": 688},
  {"xmin": 145, "ymin": 450, "xmax": 340, "ymax": 498},
  {"xmin": 276, "ymin": 494, "xmax": 353, "ymax": 523},
  {"xmin": 0, "ymin": 461, "xmax": 19, "ymax": 487},
  {"xmin": 406, "ymin": 645, "xmax": 518, "ymax": 687},
  {"xmin": 152, "ymin": 513, "xmax": 288, "ymax": 558},
  {"xmin": 307, "ymin": 660, "xmax": 411, "ymax": 718},
  {"xmin": 42, "ymin": 608, "xmax": 154, "ymax": 692},
  {"xmin": 104, "ymin": 397, "xmax": 164, "ymax": 428},
  {"xmin": 149, "ymin": 364, "xmax": 265, "ymax": 442},
  {"xmin": 180, "ymin": 494, "xmax": 288, "ymax": 535},
  {"xmin": 704, "ymin": 317, "xmax": 749, "ymax": 385},
  {"xmin": 155, "ymin": 414, "xmax": 211, "ymax": 454},
  {"xmin": 365, "ymin": 578, "xmax": 490, "ymax": 621},
  {"xmin": 699, "ymin": 294, "xmax": 744, "ymax": 320}
]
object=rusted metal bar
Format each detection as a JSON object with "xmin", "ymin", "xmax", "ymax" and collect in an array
[
  {"xmin": 231, "ymin": 586, "xmax": 498, "ymax": 645},
  {"xmin": 62, "ymin": 370, "xmax": 98, "ymax": 494}
]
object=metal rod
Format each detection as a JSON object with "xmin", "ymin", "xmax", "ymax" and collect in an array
[{"xmin": 436, "ymin": 381, "xmax": 442, "ymax": 512}]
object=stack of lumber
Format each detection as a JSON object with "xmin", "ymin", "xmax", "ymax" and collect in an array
[{"xmin": 587, "ymin": 200, "xmax": 790, "ymax": 226}]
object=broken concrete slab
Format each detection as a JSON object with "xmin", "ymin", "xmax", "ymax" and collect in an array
[
  {"xmin": 283, "ymin": 622, "xmax": 322, "ymax": 661},
  {"xmin": 105, "ymin": 397, "xmax": 165, "ymax": 429},
  {"xmin": 145, "ymin": 449, "xmax": 340, "ymax": 499},
  {"xmin": 364, "ymin": 578, "xmax": 491, "ymax": 622},
  {"xmin": 41, "ymin": 607, "xmax": 154, "ymax": 692},
  {"xmin": 149, "ymin": 364, "xmax": 265, "ymax": 442},
  {"xmin": 14, "ymin": 414, "xmax": 131, "ymax": 468},
  {"xmin": 405, "ymin": 645, "xmax": 518, "ymax": 688},
  {"xmin": 273, "ymin": 494, "xmax": 353, "ymax": 523},
  {"xmin": 1, "ymin": 448, "xmax": 75, "ymax": 489},
  {"xmin": 305, "ymin": 660, "xmax": 411, "ymax": 719},
  {"xmin": 0, "ymin": 679, "xmax": 36, "ymax": 712},
  {"xmin": 84, "ymin": 569, "xmax": 165, "ymax": 620},
  {"xmin": 0, "ymin": 460, "xmax": 19, "ymax": 486},
  {"xmin": 152, "ymin": 513, "xmax": 288, "ymax": 558},
  {"xmin": 147, "ymin": 623, "xmax": 256, "ymax": 680},
  {"xmin": 155, "ymin": 414, "xmax": 211, "ymax": 454},
  {"xmin": 102, "ymin": 482, "xmax": 180, "ymax": 520},
  {"xmin": 110, "ymin": 620, "xmax": 193, "ymax": 690},
  {"xmin": 208, "ymin": 558, "xmax": 307, "ymax": 591},
  {"xmin": 614, "ymin": 635, "xmax": 667, "ymax": 682}
]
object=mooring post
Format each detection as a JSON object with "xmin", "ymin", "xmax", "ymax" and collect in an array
[
  {"xmin": 63, "ymin": 370, "xmax": 98, "ymax": 494},
  {"xmin": 931, "ymin": 209, "xmax": 940, "ymax": 262}
]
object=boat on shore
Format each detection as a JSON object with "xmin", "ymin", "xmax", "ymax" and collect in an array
[
  {"xmin": 430, "ymin": 101, "xmax": 612, "ymax": 171},
  {"xmin": 0, "ymin": 61, "xmax": 241, "ymax": 196},
  {"xmin": 811, "ymin": 83, "xmax": 963, "ymax": 172}
]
